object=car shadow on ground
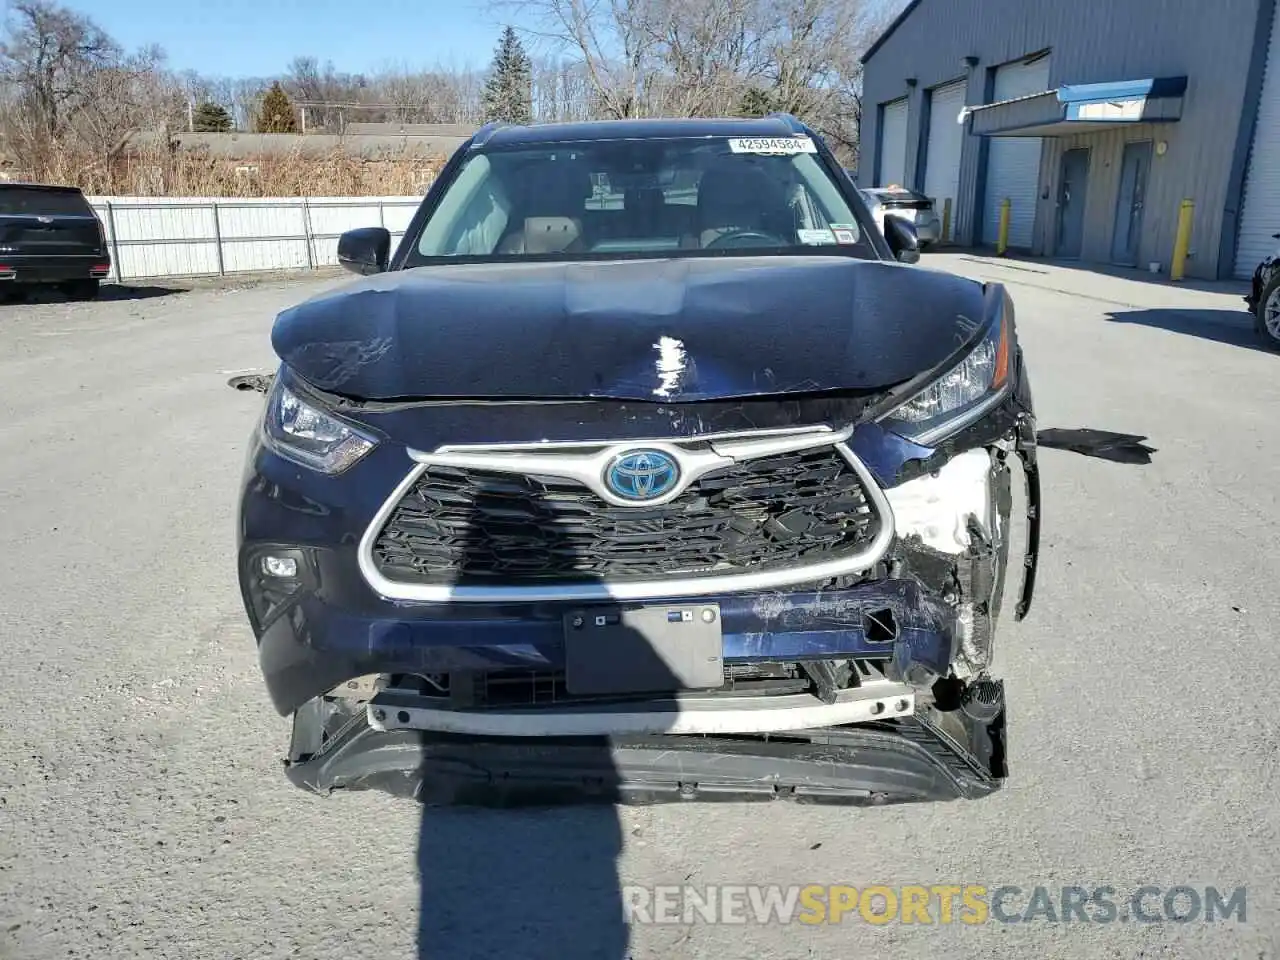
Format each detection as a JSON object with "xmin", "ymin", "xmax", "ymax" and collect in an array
[
  {"xmin": 97, "ymin": 283, "xmax": 191, "ymax": 301},
  {"xmin": 414, "ymin": 484, "xmax": 689, "ymax": 959},
  {"xmin": 1104, "ymin": 307, "xmax": 1275, "ymax": 352},
  {"xmin": 417, "ymin": 800, "xmax": 630, "ymax": 959},
  {"xmin": 2, "ymin": 283, "xmax": 189, "ymax": 304}
]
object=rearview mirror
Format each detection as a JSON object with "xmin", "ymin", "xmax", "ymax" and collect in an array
[
  {"xmin": 337, "ymin": 227, "xmax": 391, "ymax": 275},
  {"xmin": 883, "ymin": 215, "xmax": 921, "ymax": 264}
]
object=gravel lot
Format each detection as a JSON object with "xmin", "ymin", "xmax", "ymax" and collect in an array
[{"xmin": 2, "ymin": 256, "xmax": 1278, "ymax": 959}]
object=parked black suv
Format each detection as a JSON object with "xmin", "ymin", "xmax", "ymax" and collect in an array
[{"xmin": 0, "ymin": 182, "xmax": 111, "ymax": 301}]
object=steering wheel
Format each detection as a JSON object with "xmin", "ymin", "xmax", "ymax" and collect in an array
[{"xmin": 704, "ymin": 229, "xmax": 787, "ymax": 250}]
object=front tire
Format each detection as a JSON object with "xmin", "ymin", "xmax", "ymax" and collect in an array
[{"xmin": 1254, "ymin": 272, "xmax": 1280, "ymax": 349}]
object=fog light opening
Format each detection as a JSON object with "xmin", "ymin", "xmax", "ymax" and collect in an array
[
  {"xmin": 262, "ymin": 555, "xmax": 299, "ymax": 578},
  {"xmin": 864, "ymin": 607, "xmax": 899, "ymax": 644}
]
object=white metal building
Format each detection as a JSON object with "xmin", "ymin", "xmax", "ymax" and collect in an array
[
  {"xmin": 1235, "ymin": 7, "xmax": 1280, "ymax": 276},
  {"xmin": 858, "ymin": 0, "xmax": 1280, "ymax": 280}
]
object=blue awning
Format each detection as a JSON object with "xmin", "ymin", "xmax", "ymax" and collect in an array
[{"xmin": 964, "ymin": 76, "xmax": 1188, "ymax": 137}]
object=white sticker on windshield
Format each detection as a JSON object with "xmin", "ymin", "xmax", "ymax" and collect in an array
[
  {"xmin": 727, "ymin": 136, "xmax": 818, "ymax": 155},
  {"xmin": 832, "ymin": 228, "xmax": 858, "ymax": 245},
  {"xmin": 797, "ymin": 228, "xmax": 837, "ymax": 245}
]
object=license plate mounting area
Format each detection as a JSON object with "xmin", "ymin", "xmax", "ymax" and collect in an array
[{"xmin": 562, "ymin": 603, "xmax": 724, "ymax": 697}]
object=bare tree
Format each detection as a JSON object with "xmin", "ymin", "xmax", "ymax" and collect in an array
[
  {"xmin": 0, "ymin": 0, "xmax": 183, "ymax": 185},
  {"xmin": 640, "ymin": 0, "xmax": 764, "ymax": 116},
  {"xmin": 69, "ymin": 44, "xmax": 176, "ymax": 188},
  {"xmin": 227, "ymin": 77, "xmax": 269, "ymax": 130},
  {"xmin": 285, "ymin": 56, "xmax": 360, "ymax": 130},
  {"xmin": 489, "ymin": 0, "xmax": 895, "ymax": 160},
  {"xmin": 376, "ymin": 65, "xmax": 433, "ymax": 123},
  {"xmin": 0, "ymin": 0, "xmax": 122, "ymax": 149},
  {"xmin": 495, "ymin": 0, "xmax": 661, "ymax": 118}
]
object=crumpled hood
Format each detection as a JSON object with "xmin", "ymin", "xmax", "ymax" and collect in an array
[{"xmin": 271, "ymin": 256, "xmax": 990, "ymax": 401}]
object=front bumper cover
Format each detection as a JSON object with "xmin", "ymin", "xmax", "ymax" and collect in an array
[{"xmin": 284, "ymin": 680, "xmax": 1007, "ymax": 806}]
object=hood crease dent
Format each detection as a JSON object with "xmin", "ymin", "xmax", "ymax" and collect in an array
[{"xmin": 270, "ymin": 256, "xmax": 992, "ymax": 403}]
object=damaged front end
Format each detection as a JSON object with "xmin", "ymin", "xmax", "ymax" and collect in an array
[{"xmin": 240, "ymin": 277, "xmax": 1040, "ymax": 807}]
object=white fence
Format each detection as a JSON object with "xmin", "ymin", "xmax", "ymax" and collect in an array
[{"xmin": 84, "ymin": 195, "xmax": 422, "ymax": 282}]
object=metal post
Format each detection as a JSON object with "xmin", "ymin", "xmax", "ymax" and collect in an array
[
  {"xmin": 941, "ymin": 197, "xmax": 953, "ymax": 245},
  {"xmin": 378, "ymin": 201, "xmax": 385, "ymax": 228},
  {"xmin": 301, "ymin": 199, "xmax": 315, "ymax": 269},
  {"xmin": 1171, "ymin": 198, "xmax": 1194, "ymax": 282},
  {"xmin": 997, "ymin": 198, "xmax": 1012, "ymax": 256},
  {"xmin": 211, "ymin": 201, "xmax": 225, "ymax": 276},
  {"xmin": 104, "ymin": 200, "xmax": 123, "ymax": 282}
]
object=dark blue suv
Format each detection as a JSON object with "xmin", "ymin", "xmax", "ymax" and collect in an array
[{"xmin": 236, "ymin": 114, "xmax": 1041, "ymax": 805}]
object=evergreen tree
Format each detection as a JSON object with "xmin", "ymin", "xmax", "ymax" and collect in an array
[
  {"xmin": 738, "ymin": 87, "xmax": 775, "ymax": 118},
  {"xmin": 257, "ymin": 82, "xmax": 298, "ymax": 133},
  {"xmin": 192, "ymin": 101, "xmax": 233, "ymax": 132},
  {"xmin": 481, "ymin": 26, "xmax": 533, "ymax": 124}
]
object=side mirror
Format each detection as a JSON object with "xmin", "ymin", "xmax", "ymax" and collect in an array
[
  {"xmin": 883, "ymin": 215, "xmax": 921, "ymax": 264},
  {"xmin": 337, "ymin": 227, "xmax": 391, "ymax": 275}
]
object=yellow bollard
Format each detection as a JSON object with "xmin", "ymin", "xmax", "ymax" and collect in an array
[
  {"xmin": 997, "ymin": 198, "xmax": 1011, "ymax": 256},
  {"xmin": 1170, "ymin": 198, "xmax": 1194, "ymax": 281},
  {"xmin": 941, "ymin": 197, "xmax": 953, "ymax": 245}
]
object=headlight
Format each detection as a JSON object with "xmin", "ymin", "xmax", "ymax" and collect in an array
[
  {"xmin": 261, "ymin": 376, "xmax": 377, "ymax": 474},
  {"xmin": 879, "ymin": 309, "xmax": 1011, "ymax": 445}
]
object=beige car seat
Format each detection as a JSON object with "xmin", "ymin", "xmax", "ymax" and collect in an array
[{"xmin": 498, "ymin": 163, "xmax": 594, "ymax": 254}]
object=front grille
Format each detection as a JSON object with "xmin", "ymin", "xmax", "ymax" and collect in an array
[{"xmin": 371, "ymin": 445, "xmax": 882, "ymax": 585}]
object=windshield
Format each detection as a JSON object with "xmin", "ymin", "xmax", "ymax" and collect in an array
[{"xmin": 404, "ymin": 135, "xmax": 875, "ymax": 265}]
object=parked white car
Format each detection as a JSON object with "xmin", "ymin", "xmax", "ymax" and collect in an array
[{"xmin": 859, "ymin": 186, "xmax": 942, "ymax": 250}]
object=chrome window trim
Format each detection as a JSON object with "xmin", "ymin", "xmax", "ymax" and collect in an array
[{"xmin": 357, "ymin": 426, "xmax": 896, "ymax": 604}]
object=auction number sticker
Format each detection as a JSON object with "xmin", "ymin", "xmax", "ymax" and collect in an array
[{"xmin": 728, "ymin": 136, "xmax": 818, "ymax": 155}]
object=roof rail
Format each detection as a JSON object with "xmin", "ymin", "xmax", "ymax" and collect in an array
[
  {"xmin": 471, "ymin": 121, "xmax": 509, "ymax": 148},
  {"xmin": 766, "ymin": 112, "xmax": 807, "ymax": 134}
]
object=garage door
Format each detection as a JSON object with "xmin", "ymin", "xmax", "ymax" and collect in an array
[
  {"xmin": 878, "ymin": 98, "xmax": 908, "ymax": 187},
  {"xmin": 922, "ymin": 79, "xmax": 967, "ymax": 236},
  {"xmin": 982, "ymin": 55, "xmax": 1052, "ymax": 248},
  {"xmin": 1235, "ymin": 4, "xmax": 1280, "ymax": 277}
]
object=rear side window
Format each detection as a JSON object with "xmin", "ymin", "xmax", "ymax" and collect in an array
[{"xmin": 0, "ymin": 187, "xmax": 95, "ymax": 216}]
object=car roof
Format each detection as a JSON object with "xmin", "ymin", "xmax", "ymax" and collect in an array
[
  {"xmin": 0, "ymin": 181, "xmax": 86, "ymax": 194},
  {"xmin": 477, "ymin": 115, "xmax": 817, "ymax": 148}
]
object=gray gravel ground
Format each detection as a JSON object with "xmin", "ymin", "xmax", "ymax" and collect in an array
[{"xmin": 2, "ymin": 256, "xmax": 1279, "ymax": 959}]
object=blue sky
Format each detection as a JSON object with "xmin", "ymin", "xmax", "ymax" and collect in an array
[{"xmin": 63, "ymin": 0, "xmax": 534, "ymax": 77}]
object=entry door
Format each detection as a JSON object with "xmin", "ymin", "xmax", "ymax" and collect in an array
[
  {"xmin": 1111, "ymin": 141, "xmax": 1152, "ymax": 265},
  {"xmin": 1055, "ymin": 148, "xmax": 1090, "ymax": 258}
]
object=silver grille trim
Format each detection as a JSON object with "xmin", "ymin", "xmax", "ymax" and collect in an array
[{"xmin": 357, "ymin": 426, "xmax": 897, "ymax": 604}]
